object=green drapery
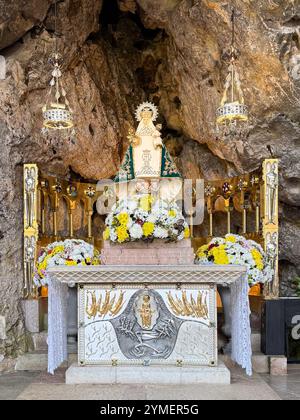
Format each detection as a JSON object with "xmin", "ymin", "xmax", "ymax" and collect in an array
[{"xmin": 114, "ymin": 145, "xmax": 182, "ymax": 183}]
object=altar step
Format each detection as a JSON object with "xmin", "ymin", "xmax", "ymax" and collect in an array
[
  {"xmin": 15, "ymin": 351, "xmax": 77, "ymax": 372},
  {"xmin": 65, "ymin": 362, "xmax": 231, "ymax": 385}
]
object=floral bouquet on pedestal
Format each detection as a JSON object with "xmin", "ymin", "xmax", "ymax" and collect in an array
[
  {"xmin": 195, "ymin": 234, "xmax": 273, "ymax": 286},
  {"xmin": 34, "ymin": 239, "xmax": 100, "ymax": 286},
  {"xmin": 103, "ymin": 195, "xmax": 190, "ymax": 244}
]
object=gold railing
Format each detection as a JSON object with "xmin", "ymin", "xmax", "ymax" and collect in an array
[{"xmin": 23, "ymin": 159, "xmax": 279, "ymax": 299}]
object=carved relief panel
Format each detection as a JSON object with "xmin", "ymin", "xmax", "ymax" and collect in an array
[{"xmin": 78, "ymin": 284, "xmax": 217, "ymax": 367}]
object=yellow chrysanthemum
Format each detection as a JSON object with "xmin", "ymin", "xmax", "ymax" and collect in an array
[
  {"xmin": 226, "ymin": 235, "xmax": 236, "ymax": 243},
  {"xmin": 116, "ymin": 225, "xmax": 129, "ymax": 243},
  {"xmin": 184, "ymin": 226, "xmax": 190, "ymax": 239},
  {"xmin": 92, "ymin": 257, "xmax": 100, "ymax": 266},
  {"xmin": 139, "ymin": 195, "xmax": 154, "ymax": 212},
  {"xmin": 218, "ymin": 244, "xmax": 226, "ymax": 250},
  {"xmin": 142, "ymin": 222, "xmax": 155, "ymax": 237},
  {"xmin": 169, "ymin": 209, "xmax": 177, "ymax": 218},
  {"xmin": 65, "ymin": 260, "xmax": 77, "ymax": 266},
  {"xmin": 103, "ymin": 227, "xmax": 110, "ymax": 241},
  {"xmin": 197, "ymin": 244, "xmax": 209, "ymax": 258},
  {"xmin": 117, "ymin": 213, "xmax": 129, "ymax": 226},
  {"xmin": 211, "ymin": 247, "xmax": 229, "ymax": 265},
  {"xmin": 251, "ymin": 249, "xmax": 264, "ymax": 270}
]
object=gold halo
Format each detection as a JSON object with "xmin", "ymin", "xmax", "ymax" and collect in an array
[{"xmin": 135, "ymin": 102, "xmax": 159, "ymax": 122}]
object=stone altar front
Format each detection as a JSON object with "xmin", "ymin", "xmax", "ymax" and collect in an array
[
  {"xmin": 79, "ymin": 283, "xmax": 216, "ymax": 367},
  {"xmin": 47, "ymin": 264, "xmax": 251, "ymax": 384}
]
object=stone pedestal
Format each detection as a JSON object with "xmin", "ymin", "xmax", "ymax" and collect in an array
[
  {"xmin": 22, "ymin": 298, "xmax": 47, "ymax": 333},
  {"xmin": 101, "ymin": 239, "xmax": 195, "ymax": 266},
  {"xmin": 66, "ymin": 362, "xmax": 231, "ymax": 385}
]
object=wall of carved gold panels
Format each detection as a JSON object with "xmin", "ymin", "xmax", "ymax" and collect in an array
[{"xmin": 23, "ymin": 159, "xmax": 279, "ymax": 299}]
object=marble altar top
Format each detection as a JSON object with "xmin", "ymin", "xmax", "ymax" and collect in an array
[{"xmin": 48, "ymin": 264, "xmax": 247, "ymax": 286}]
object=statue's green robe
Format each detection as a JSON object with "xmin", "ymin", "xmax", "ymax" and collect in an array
[{"xmin": 114, "ymin": 145, "xmax": 182, "ymax": 183}]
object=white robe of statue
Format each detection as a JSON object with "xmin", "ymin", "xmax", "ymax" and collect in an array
[{"xmin": 132, "ymin": 112, "xmax": 163, "ymax": 179}]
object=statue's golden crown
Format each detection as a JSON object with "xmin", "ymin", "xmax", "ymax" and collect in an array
[{"xmin": 135, "ymin": 102, "xmax": 159, "ymax": 122}]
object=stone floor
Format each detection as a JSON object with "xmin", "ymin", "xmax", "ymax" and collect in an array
[{"xmin": 0, "ymin": 364, "xmax": 299, "ymax": 400}]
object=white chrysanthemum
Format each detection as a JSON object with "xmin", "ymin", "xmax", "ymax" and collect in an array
[
  {"xmin": 127, "ymin": 199, "xmax": 138, "ymax": 213},
  {"xmin": 105, "ymin": 214, "xmax": 113, "ymax": 225},
  {"xmin": 154, "ymin": 226, "xmax": 169, "ymax": 239},
  {"xmin": 147, "ymin": 212, "xmax": 159, "ymax": 224},
  {"xmin": 110, "ymin": 229, "xmax": 117, "ymax": 242},
  {"xmin": 135, "ymin": 209, "xmax": 148, "ymax": 221},
  {"xmin": 178, "ymin": 232, "xmax": 185, "ymax": 241},
  {"xmin": 129, "ymin": 223, "xmax": 143, "ymax": 239},
  {"xmin": 211, "ymin": 237, "xmax": 226, "ymax": 245}
]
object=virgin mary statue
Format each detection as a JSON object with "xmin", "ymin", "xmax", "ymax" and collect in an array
[{"xmin": 114, "ymin": 102, "xmax": 182, "ymax": 201}]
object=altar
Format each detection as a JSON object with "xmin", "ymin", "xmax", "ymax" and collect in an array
[
  {"xmin": 47, "ymin": 264, "xmax": 251, "ymax": 385},
  {"xmin": 20, "ymin": 102, "xmax": 278, "ymax": 385}
]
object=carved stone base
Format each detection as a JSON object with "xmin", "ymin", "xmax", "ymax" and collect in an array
[
  {"xmin": 101, "ymin": 239, "xmax": 195, "ymax": 266},
  {"xmin": 65, "ymin": 362, "xmax": 231, "ymax": 385}
]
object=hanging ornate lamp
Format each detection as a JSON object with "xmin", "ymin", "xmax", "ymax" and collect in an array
[
  {"xmin": 216, "ymin": 9, "xmax": 249, "ymax": 141},
  {"xmin": 42, "ymin": 1, "xmax": 74, "ymax": 140}
]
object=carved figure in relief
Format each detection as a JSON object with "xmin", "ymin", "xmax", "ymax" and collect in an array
[
  {"xmin": 24, "ymin": 167, "xmax": 36, "ymax": 228},
  {"xmin": 266, "ymin": 162, "xmax": 278, "ymax": 224},
  {"xmin": 137, "ymin": 295, "xmax": 155, "ymax": 329}
]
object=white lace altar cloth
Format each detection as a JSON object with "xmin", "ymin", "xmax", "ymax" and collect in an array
[{"xmin": 47, "ymin": 265, "xmax": 252, "ymax": 376}]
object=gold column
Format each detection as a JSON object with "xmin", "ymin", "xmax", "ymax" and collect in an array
[
  {"xmin": 242, "ymin": 208, "xmax": 247, "ymax": 234},
  {"xmin": 52, "ymin": 193, "xmax": 59, "ymax": 238},
  {"xmin": 255, "ymin": 204, "xmax": 260, "ymax": 233},
  {"xmin": 262, "ymin": 159, "xmax": 279, "ymax": 299},
  {"xmin": 69, "ymin": 200, "xmax": 77, "ymax": 238},
  {"xmin": 84, "ymin": 186, "xmax": 96, "ymax": 242},
  {"xmin": 205, "ymin": 185, "xmax": 216, "ymax": 238},
  {"xmin": 225, "ymin": 198, "xmax": 232, "ymax": 234},
  {"xmin": 23, "ymin": 164, "xmax": 39, "ymax": 299},
  {"xmin": 209, "ymin": 212, "xmax": 213, "ymax": 237}
]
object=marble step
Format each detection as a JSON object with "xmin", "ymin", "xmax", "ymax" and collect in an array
[
  {"xmin": 252, "ymin": 352, "xmax": 270, "ymax": 374},
  {"xmin": 15, "ymin": 351, "xmax": 77, "ymax": 372},
  {"xmin": 66, "ymin": 362, "xmax": 231, "ymax": 385},
  {"xmin": 221, "ymin": 352, "xmax": 270, "ymax": 374}
]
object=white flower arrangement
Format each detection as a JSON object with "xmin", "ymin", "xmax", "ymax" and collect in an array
[
  {"xmin": 103, "ymin": 195, "xmax": 190, "ymax": 244},
  {"xmin": 34, "ymin": 239, "xmax": 100, "ymax": 286},
  {"xmin": 195, "ymin": 234, "xmax": 273, "ymax": 286}
]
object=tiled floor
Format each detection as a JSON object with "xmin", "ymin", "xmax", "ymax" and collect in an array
[
  {"xmin": 261, "ymin": 365, "xmax": 300, "ymax": 401},
  {"xmin": 1, "ymin": 365, "xmax": 299, "ymax": 400}
]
